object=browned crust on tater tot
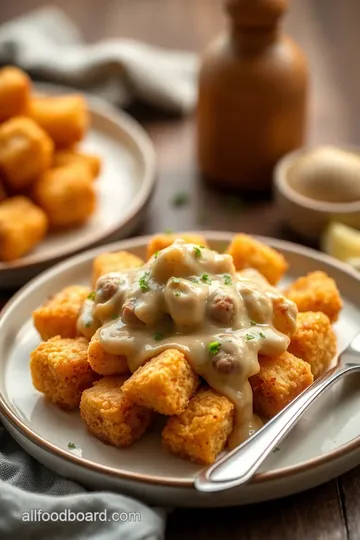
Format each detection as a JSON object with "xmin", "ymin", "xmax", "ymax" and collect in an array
[
  {"xmin": 121, "ymin": 349, "xmax": 200, "ymax": 415},
  {"xmin": 250, "ymin": 351, "xmax": 313, "ymax": 418},
  {"xmin": 162, "ymin": 388, "xmax": 235, "ymax": 465},
  {"xmin": 226, "ymin": 234, "xmax": 288, "ymax": 285},
  {"xmin": 284, "ymin": 271, "xmax": 342, "ymax": 322},
  {"xmin": 30, "ymin": 336, "xmax": 98, "ymax": 410},
  {"xmin": 0, "ymin": 196, "xmax": 48, "ymax": 261},
  {"xmin": 33, "ymin": 285, "xmax": 90, "ymax": 341},
  {"xmin": 80, "ymin": 376, "xmax": 152, "ymax": 447},
  {"xmin": 0, "ymin": 117, "xmax": 53, "ymax": 190},
  {"xmin": 288, "ymin": 311, "xmax": 337, "ymax": 378}
]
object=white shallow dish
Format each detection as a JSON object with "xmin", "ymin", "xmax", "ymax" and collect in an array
[
  {"xmin": 0, "ymin": 86, "xmax": 156, "ymax": 288},
  {"xmin": 1, "ymin": 232, "xmax": 360, "ymax": 507}
]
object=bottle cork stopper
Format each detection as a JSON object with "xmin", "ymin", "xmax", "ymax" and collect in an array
[{"xmin": 226, "ymin": 0, "xmax": 288, "ymax": 28}]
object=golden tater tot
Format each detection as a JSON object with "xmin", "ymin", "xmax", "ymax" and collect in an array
[
  {"xmin": 0, "ymin": 196, "xmax": 48, "ymax": 261},
  {"xmin": 284, "ymin": 271, "xmax": 342, "ymax": 323},
  {"xmin": 30, "ymin": 337, "xmax": 98, "ymax": 410},
  {"xmin": 0, "ymin": 66, "xmax": 31, "ymax": 122},
  {"xmin": 53, "ymin": 149, "xmax": 102, "ymax": 179},
  {"xmin": 146, "ymin": 233, "xmax": 208, "ymax": 260},
  {"xmin": 33, "ymin": 285, "xmax": 90, "ymax": 341},
  {"xmin": 250, "ymin": 351, "xmax": 313, "ymax": 418},
  {"xmin": 288, "ymin": 311, "xmax": 337, "ymax": 378},
  {"xmin": 29, "ymin": 94, "xmax": 89, "ymax": 147},
  {"xmin": 162, "ymin": 388, "xmax": 235, "ymax": 465},
  {"xmin": 88, "ymin": 329, "xmax": 129, "ymax": 376},
  {"xmin": 226, "ymin": 234, "xmax": 288, "ymax": 285},
  {"xmin": 0, "ymin": 117, "xmax": 53, "ymax": 190},
  {"xmin": 92, "ymin": 251, "xmax": 144, "ymax": 288},
  {"xmin": 122, "ymin": 349, "xmax": 200, "ymax": 415},
  {"xmin": 80, "ymin": 376, "xmax": 152, "ymax": 447},
  {"xmin": 32, "ymin": 162, "xmax": 96, "ymax": 228}
]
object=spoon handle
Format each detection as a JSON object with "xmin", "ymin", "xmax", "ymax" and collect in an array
[{"xmin": 195, "ymin": 362, "xmax": 360, "ymax": 493}]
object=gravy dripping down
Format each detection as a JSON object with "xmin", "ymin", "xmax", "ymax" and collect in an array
[{"xmin": 77, "ymin": 240, "xmax": 297, "ymax": 449}]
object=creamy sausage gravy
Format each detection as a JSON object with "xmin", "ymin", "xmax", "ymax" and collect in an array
[{"xmin": 78, "ymin": 240, "xmax": 297, "ymax": 448}]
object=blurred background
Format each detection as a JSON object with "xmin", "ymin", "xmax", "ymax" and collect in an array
[{"xmin": 0, "ymin": 0, "xmax": 359, "ymax": 244}]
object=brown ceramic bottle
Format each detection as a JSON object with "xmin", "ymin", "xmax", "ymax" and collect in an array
[{"xmin": 197, "ymin": 0, "xmax": 308, "ymax": 191}]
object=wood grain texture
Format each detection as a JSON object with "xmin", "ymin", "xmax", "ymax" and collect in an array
[
  {"xmin": 167, "ymin": 481, "xmax": 347, "ymax": 540},
  {"xmin": 0, "ymin": 0, "xmax": 358, "ymax": 538}
]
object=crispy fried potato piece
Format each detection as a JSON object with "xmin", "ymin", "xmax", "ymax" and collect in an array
[
  {"xmin": 33, "ymin": 285, "xmax": 90, "ymax": 341},
  {"xmin": 30, "ymin": 336, "xmax": 98, "ymax": 410},
  {"xmin": 162, "ymin": 388, "xmax": 235, "ymax": 465},
  {"xmin": 0, "ymin": 196, "xmax": 48, "ymax": 261},
  {"xmin": 0, "ymin": 66, "xmax": 31, "ymax": 122},
  {"xmin": 80, "ymin": 376, "xmax": 152, "ymax": 447},
  {"xmin": 88, "ymin": 329, "xmax": 129, "ymax": 376},
  {"xmin": 92, "ymin": 251, "xmax": 144, "ymax": 287},
  {"xmin": 284, "ymin": 271, "xmax": 342, "ymax": 323},
  {"xmin": 29, "ymin": 94, "xmax": 89, "ymax": 147},
  {"xmin": 53, "ymin": 150, "xmax": 101, "ymax": 179},
  {"xmin": 288, "ymin": 311, "xmax": 337, "ymax": 378},
  {"xmin": 226, "ymin": 234, "xmax": 288, "ymax": 285},
  {"xmin": 122, "ymin": 349, "xmax": 200, "ymax": 415},
  {"xmin": 250, "ymin": 351, "xmax": 313, "ymax": 418},
  {"xmin": 146, "ymin": 233, "xmax": 208, "ymax": 260},
  {"xmin": 32, "ymin": 162, "xmax": 96, "ymax": 228},
  {"xmin": 0, "ymin": 117, "xmax": 53, "ymax": 190}
]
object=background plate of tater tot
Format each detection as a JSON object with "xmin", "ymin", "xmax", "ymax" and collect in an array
[
  {"xmin": 0, "ymin": 67, "xmax": 156, "ymax": 288},
  {"xmin": 1, "ymin": 231, "xmax": 360, "ymax": 507}
]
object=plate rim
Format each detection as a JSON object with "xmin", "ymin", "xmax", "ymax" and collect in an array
[
  {"xmin": 1, "ymin": 231, "xmax": 360, "ymax": 489},
  {"xmin": 0, "ymin": 89, "xmax": 156, "ymax": 272}
]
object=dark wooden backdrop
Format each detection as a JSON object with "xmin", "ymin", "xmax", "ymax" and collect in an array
[{"xmin": 1, "ymin": 1, "xmax": 360, "ymax": 538}]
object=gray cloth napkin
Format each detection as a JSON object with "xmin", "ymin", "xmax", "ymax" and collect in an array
[
  {"xmin": 0, "ymin": 6, "xmax": 198, "ymax": 114},
  {"xmin": 0, "ymin": 421, "xmax": 166, "ymax": 539}
]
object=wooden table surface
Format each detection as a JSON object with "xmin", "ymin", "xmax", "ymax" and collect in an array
[{"xmin": 1, "ymin": 1, "xmax": 360, "ymax": 538}]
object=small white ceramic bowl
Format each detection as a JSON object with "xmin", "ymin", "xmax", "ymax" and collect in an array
[{"xmin": 274, "ymin": 147, "xmax": 360, "ymax": 241}]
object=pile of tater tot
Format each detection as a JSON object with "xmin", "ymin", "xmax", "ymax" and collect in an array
[
  {"xmin": 30, "ymin": 233, "xmax": 342, "ymax": 466},
  {"xmin": 0, "ymin": 66, "xmax": 101, "ymax": 262}
]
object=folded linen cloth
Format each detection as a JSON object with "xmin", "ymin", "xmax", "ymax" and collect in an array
[
  {"xmin": 0, "ymin": 6, "xmax": 198, "ymax": 114},
  {"xmin": 0, "ymin": 421, "xmax": 166, "ymax": 539}
]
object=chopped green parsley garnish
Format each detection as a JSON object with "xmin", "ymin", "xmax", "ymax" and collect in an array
[
  {"xmin": 172, "ymin": 277, "xmax": 181, "ymax": 284},
  {"xmin": 259, "ymin": 332, "xmax": 266, "ymax": 339},
  {"xmin": 174, "ymin": 290, "xmax": 181, "ymax": 297},
  {"xmin": 223, "ymin": 274, "xmax": 232, "ymax": 285},
  {"xmin": 201, "ymin": 273, "xmax": 211, "ymax": 284},
  {"xmin": 85, "ymin": 321, "xmax": 92, "ymax": 328},
  {"xmin": 154, "ymin": 251, "xmax": 159, "ymax": 259},
  {"xmin": 208, "ymin": 341, "xmax": 221, "ymax": 355},
  {"xmin": 250, "ymin": 320, "xmax": 257, "ymax": 326},
  {"xmin": 193, "ymin": 246, "xmax": 202, "ymax": 258},
  {"xmin": 87, "ymin": 292, "xmax": 95, "ymax": 301},
  {"xmin": 171, "ymin": 192, "xmax": 189, "ymax": 208},
  {"xmin": 153, "ymin": 332, "xmax": 164, "ymax": 341},
  {"xmin": 245, "ymin": 334, "xmax": 255, "ymax": 341},
  {"xmin": 191, "ymin": 277, "xmax": 200, "ymax": 284},
  {"xmin": 68, "ymin": 442, "xmax": 76, "ymax": 449},
  {"xmin": 139, "ymin": 272, "xmax": 150, "ymax": 292},
  {"xmin": 112, "ymin": 314, "xmax": 118, "ymax": 320}
]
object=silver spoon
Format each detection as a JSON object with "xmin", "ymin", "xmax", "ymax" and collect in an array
[{"xmin": 195, "ymin": 332, "xmax": 360, "ymax": 493}]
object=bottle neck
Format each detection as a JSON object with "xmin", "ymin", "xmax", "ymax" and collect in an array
[{"xmin": 230, "ymin": 25, "xmax": 279, "ymax": 53}]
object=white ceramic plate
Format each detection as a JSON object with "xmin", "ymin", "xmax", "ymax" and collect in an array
[
  {"xmin": 1, "ymin": 233, "xmax": 360, "ymax": 507},
  {"xmin": 0, "ymin": 86, "xmax": 156, "ymax": 288}
]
